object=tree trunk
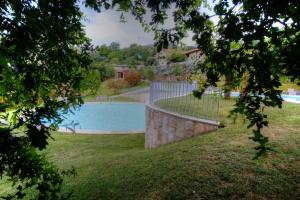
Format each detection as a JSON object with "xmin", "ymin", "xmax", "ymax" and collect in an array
[{"xmin": 224, "ymin": 73, "xmax": 233, "ymax": 100}]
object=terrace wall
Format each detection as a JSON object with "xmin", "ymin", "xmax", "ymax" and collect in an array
[{"xmin": 145, "ymin": 103, "xmax": 219, "ymax": 148}]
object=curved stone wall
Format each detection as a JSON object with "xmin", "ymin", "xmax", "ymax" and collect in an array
[{"xmin": 145, "ymin": 104, "xmax": 219, "ymax": 148}]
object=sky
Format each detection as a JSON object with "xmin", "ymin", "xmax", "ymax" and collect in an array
[{"xmin": 80, "ymin": 2, "xmax": 217, "ymax": 48}]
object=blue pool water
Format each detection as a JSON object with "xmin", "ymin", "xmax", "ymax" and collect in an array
[
  {"xmin": 281, "ymin": 94, "xmax": 300, "ymax": 103},
  {"xmin": 230, "ymin": 92, "xmax": 300, "ymax": 104},
  {"xmin": 59, "ymin": 102, "xmax": 145, "ymax": 133}
]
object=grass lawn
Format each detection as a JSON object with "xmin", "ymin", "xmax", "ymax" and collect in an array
[
  {"xmin": 0, "ymin": 100, "xmax": 299, "ymax": 199},
  {"xmin": 155, "ymin": 94, "xmax": 227, "ymax": 122},
  {"xmin": 83, "ymin": 80, "xmax": 149, "ymax": 102}
]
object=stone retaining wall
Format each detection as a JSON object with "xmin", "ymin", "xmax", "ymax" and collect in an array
[{"xmin": 145, "ymin": 104, "xmax": 219, "ymax": 148}]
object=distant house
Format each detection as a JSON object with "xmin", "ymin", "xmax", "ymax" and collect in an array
[
  {"xmin": 113, "ymin": 66, "xmax": 129, "ymax": 79},
  {"xmin": 184, "ymin": 49, "xmax": 203, "ymax": 61}
]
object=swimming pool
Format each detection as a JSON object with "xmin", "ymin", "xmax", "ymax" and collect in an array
[
  {"xmin": 230, "ymin": 92, "xmax": 300, "ymax": 104},
  {"xmin": 281, "ymin": 94, "xmax": 300, "ymax": 103},
  {"xmin": 59, "ymin": 102, "xmax": 145, "ymax": 133}
]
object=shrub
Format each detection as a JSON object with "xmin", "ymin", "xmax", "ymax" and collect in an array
[
  {"xmin": 141, "ymin": 67, "xmax": 155, "ymax": 80},
  {"xmin": 145, "ymin": 57, "xmax": 157, "ymax": 66},
  {"xmin": 98, "ymin": 65, "xmax": 115, "ymax": 81},
  {"xmin": 81, "ymin": 69, "xmax": 101, "ymax": 95},
  {"xmin": 168, "ymin": 50, "xmax": 186, "ymax": 62},
  {"xmin": 125, "ymin": 70, "xmax": 142, "ymax": 86},
  {"xmin": 173, "ymin": 64, "xmax": 183, "ymax": 77}
]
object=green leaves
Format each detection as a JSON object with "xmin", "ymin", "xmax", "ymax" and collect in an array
[
  {"xmin": 191, "ymin": 0, "xmax": 299, "ymax": 157},
  {"xmin": 1, "ymin": 0, "xmax": 91, "ymax": 198}
]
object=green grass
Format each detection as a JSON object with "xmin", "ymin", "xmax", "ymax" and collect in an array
[
  {"xmin": 83, "ymin": 80, "xmax": 149, "ymax": 102},
  {"xmin": 120, "ymin": 81, "xmax": 150, "ymax": 93},
  {"xmin": 156, "ymin": 94, "xmax": 232, "ymax": 122},
  {"xmin": 109, "ymin": 96, "xmax": 139, "ymax": 102},
  {"xmin": 1, "ymin": 101, "xmax": 300, "ymax": 199},
  {"xmin": 82, "ymin": 81, "xmax": 118, "ymax": 101}
]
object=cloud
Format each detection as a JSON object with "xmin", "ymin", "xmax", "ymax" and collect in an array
[
  {"xmin": 80, "ymin": 6, "xmax": 203, "ymax": 48},
  {"xmin": 81, "ymin": 8, "xmax": 155, "ymax": 47}
]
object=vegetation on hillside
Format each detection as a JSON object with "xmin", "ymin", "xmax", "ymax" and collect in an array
[
  {"xmin": 167, "ymin": 49, "xmax": 187, "ymax": 63},
  {"xmin": 91, "ymin": 43, "xmax": 157, "ymax": 66},
  {"xmin": 89, "ymin": 42, "xmax": 194, "ymax": 82}
]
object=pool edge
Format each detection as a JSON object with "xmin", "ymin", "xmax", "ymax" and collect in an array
[{"xmin": 58, "ymin": 127, "xmax": 145, "ymax": 134}]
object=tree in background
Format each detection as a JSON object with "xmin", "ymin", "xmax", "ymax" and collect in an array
[
  {"xmin": 91, "ymin": 42, "xmax": 157, "ymax": 67},
  {"xmin": 141, "ymin": 67, "xmax": 155, "ymax": 80},
  {"xmin": 94, "ymin": 44, "xmax": 112, "ymax": 62},
  {"xmin": 122, "ymin": 44, "xmax": 156, "ymax": 65},
  {"xmin": 81, "ymin": 69, "xmax": 101, "ymax": 96},
  {"xmin": 109, "ymin": 42, "xmax": 120, "ymax": 51},
  {"xmin": 145, "ymin": 57, "xmax": 157, "ymax": 66},
  {"xmin": 108, "ymin": 51, "xmax": 123, "ymax": 63},
  {"xmin": 97, "ymin": 65, "xmax": 115, "ymax": 81},
  {"xmin": 0, "ymin": 0, "xmax": 91, "ymax": 199},
  {"xmin": 168, "ymin": 49, "xmax": 187, "ymax": 63}
]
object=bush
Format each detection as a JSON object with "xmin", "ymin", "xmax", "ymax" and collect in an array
[
  {"xmin": 141, "ymin": 67, "xmax": 155, "ymax": 80},
  {"xmin": 81, "ymin": 69, "xmax": 101, "ymax": 95},
  {"xmin": 145, "ymin": 57, "xmax": 157, "ymax": 66},
  {"xmin": 168, "ymin": 50, "xmax": 186, "ymax": 62},
  {"xmin": 106, "ymin": 79, "xmax": 128, "ymax": 91},
  {"xmin": 125, "ymin": 70, "xmax": 142, "ymax": 86},
  {"xmin": 173, "ymin": 64, "xmax": 183, "ymax": 77},
  {"xmin": 97, "ymin": 65, "xmax": 115, "ymax": 81}
]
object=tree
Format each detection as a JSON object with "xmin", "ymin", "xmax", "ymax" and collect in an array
[
  {"xmin": 84, "ymin": 0, "xmax": 300, "ymax": 157},
  {"xmin": 145, "ymin": 57, "xmax": 157, "ymax": 66},
  {"xmin": 108, "ymin": 51, "xmax": 124, "ymax": 63},
  {"xmin": 192, "ymin": 1, "xmax": 300, "ymax": 157},
  {"xmin": 97, "ymin": 44, "xmax": 112, "ymax": 62},
  {"xmin": 168, "ymin": 49, "xmax": 186, "ymax": 63},
  {"xmin": 109, "ymin": 42, "xmax": 120, "ymax": 51},
  {"xmin": 97, "ymin": 65, "xmax": 115, "ymax": 81},
  {"xmin": 141, "ymin": 67, "xmax": 155, "ymax": 80},
  {"xmin": 81, "ymin": 69, "xmax": 101, "ymax": 96},
  {"xmin": 91, "ymin": 42, "xmax": 156, "ymax": 66},
  {"xmin": 0, "ymin": 0, "xmax": 91, "ymax": 199}
]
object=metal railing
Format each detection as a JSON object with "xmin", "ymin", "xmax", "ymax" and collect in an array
[{"xmin": 149, "ymin": 81, "xmax": 221, "ymax": 122}]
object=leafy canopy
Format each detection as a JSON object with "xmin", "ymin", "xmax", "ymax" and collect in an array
[{"xmin": 0, "ymin": 0, "xmax": 91, "ymax": 199}]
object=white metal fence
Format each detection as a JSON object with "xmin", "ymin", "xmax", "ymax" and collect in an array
[{"xmin": 149, "ymin": 81, "xmax": 221, "ymax": 122}]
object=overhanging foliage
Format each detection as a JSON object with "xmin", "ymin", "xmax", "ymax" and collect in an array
[{"xmin": 0, "ymin": 0, "xmax": 91, "ymax": 199}]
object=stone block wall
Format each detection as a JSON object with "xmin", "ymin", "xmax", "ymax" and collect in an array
[{"xmin": 145, "ymin": 104, "xmax": 219, "ymax": 148}]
